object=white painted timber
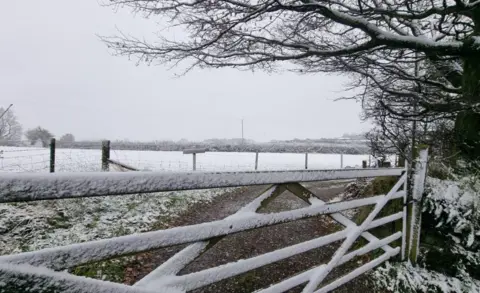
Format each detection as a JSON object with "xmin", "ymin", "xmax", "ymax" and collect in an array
[
  {"xmin": 0, "ymin": 263, "xmax": 160, "ymax": 293},
  {"xmin": 0, "ymin": 194, "xmax": 388, "ymax": 270},
  {"xmin": 302, "ymin": 173, "xmax": 406, "ymax": 292},
  {"xmin": 314, "ymin": 248, "xmax": 400, "ymax": 293},
  {"xmin": 0, "ymin": 168, "xmax": 405, "ymax": 202},
  {"xmin": 134, "ymin": 185, "xmax": 281, "ymax": 287},
  {"xmin": 255, "ymin": 234, "xmax": 401, "ymax": 293}
]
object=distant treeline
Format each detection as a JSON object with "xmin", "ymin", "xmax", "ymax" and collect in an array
[{"xmin": 55, "ymin": 139, "xmax": 369, "ymax": 154}]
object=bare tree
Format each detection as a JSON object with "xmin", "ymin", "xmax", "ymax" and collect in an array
[
  {"xmin": 25, "ymin": 127, "xmax": 54, "ymax": 147},
  {"xmin": 0, "ymin": 107, "xmax": 22, "ymax": 142},
  {"xmin": 102, "ymin": 0, "xmax": 480, "ymax": 165},
  {"xmin": 59, "ymin": 133, "xmax": 75, "ymax": 144}
]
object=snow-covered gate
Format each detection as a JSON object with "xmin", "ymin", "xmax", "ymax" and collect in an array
[{"xmin": 0, "ymin": 164, "xmax": 427, "ymax": 293}]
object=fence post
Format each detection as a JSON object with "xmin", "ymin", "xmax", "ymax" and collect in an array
[
  {"xmin": 407, "ymin": 148, "xmax": 428, "ymax": 264},
  {"xmin": 255, "ymin": 152, "xmax": 259, "ymax": 171},
  {"xmin": 101, "ymin": 140, "xmax": 110, "ymax": 171},
  {"xmin": 305, "ymin": 153, "xmax": 308, "ymax": 169},
  {"xmin": 340, "ymin": 154, "xmax": 344, "ymax": 169},
  {"xmin": 49, "ymin": 138, "xmax": 55, "ymax": 173},
  {"xmin": 193, "ymin": 153, "xmax": 196, "ymax": 171}
]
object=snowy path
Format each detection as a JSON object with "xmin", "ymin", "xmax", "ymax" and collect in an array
[{"xmin": 122, "ymin": 180, "xmax": 373, "ymax": 292}]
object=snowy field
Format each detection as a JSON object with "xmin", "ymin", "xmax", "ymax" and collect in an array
[{"xmin": 0, "ymin": 146, "xmax": 370, "ymax": 173}]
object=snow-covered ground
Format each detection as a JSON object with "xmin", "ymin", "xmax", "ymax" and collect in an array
[
  {"xmin": 0, "ymin": 187, "xmax": 234, "ymax": 255},
  {"xmin": 0, "ymin": 146, "xmax": 371, "ymax": 173},
  {"xmin": 0, "ymin": 147, "xmax": 254, "ymax": 255}
]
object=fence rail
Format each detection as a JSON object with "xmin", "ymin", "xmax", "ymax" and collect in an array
[
  {"xmin": 0, "ymin": 168, "xmax": 404, "ymax": 203},
  {"xmin": 0, "ymin": 152, "xmax": 428, "ymax": 293}
]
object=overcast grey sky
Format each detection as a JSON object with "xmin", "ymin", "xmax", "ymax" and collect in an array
[{"xmin": 0, "ymin": 0, "xmax": 370, "ymax": 142}]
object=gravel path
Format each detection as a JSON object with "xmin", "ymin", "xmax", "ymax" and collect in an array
[{"xmin": 124, "ymin": 181, "xmax": 374, "ymax": 292}]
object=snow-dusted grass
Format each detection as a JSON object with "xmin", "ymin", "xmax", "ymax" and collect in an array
[
  {"xmin": 0, "ymin": 146, "xmax": 370, "ymax": 173},
  {"xmin": 373, "ymin": 262, "xmax": 480, "ymax": 293},
  {"xmin": 0, "ymin": 188, "xmax": 232, "ymax": 255}
]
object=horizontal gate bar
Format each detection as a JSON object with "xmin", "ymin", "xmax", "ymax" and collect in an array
[
  {"xmin": 135, "ymin": 185, "xmax": 285, "ymax": 287},
  {"xmin": 0, "ymin": 193, "xmax": 402, "ymax": 270},
  {"xmin": 154, "ymin": 230, "xmax": 402, "ymax": 292},
  {"xmin": 303, "ymin": 172, "xmax": 406, "ymax": 292},
  {"xmin": 255, "ymin": 233, "xmax": 401, "ymax": 293},
  {"xmin": 0, "ymin": 168, "xmax": 404, "ymax": 202},
  {"xmin": 0, "ymin": 263, "xmax": 161, "ymax": 293},
  {"xmin": 367, "ymin": 212, "xmax": 403, "ymax": 230},
  {"xmin": 155, "ymin": 229, "xmax": 351, "ymax": 291},
  {"xmin": 315, "ymin": 247, "xmax": 400, "ymax": 293}
]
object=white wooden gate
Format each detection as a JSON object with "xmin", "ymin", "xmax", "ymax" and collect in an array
[{"xmin": 0, "ymin": 157, "xmax": 428, "ymax": 293}]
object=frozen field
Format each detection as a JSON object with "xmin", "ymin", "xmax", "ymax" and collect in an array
[{"xmin": 0, "ymin": 146, "xmax": 370, "ymax": 173}]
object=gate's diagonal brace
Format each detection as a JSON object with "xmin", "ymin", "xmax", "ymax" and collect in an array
[
  {"xmin": 135, "ymin": 184, "xmax": 287, "ymax": 288},
  {"xmin": 303, "ymin": 173, "xmax": 406, "ymax": 292},
  {"xmin": 284, "ymin": 183, "xmax": 395, "ymax": 253}
]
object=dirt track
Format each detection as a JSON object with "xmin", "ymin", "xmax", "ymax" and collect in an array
[{"xmin": 124, "ymin": 181, "xmax": 374, "ymax": 292}]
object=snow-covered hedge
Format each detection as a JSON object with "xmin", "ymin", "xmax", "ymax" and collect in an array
[
  {"xmin": 421, "ymin": 176, "xmax": 480, "ymax": 280},
  {"xmin": 373, "ymin": 262, "xmax": 480, "ymax": 293},
  {"xmin": 423, "ymin": 176, "xmax": 480, "ymax": 248},
  {"xmin": 373, "ymin": 174, "xmax": 480, "ymax": 292}
]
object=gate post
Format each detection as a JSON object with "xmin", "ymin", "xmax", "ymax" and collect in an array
[{"xmin": 406, "ymin": 148, "xmax": 428, "ymax": 264}]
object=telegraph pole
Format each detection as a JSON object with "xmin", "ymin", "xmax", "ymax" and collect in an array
[{"xmin": 241, "ymin": 118, "xmax": 244, "ymax": 144}]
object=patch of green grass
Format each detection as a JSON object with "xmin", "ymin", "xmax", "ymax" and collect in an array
[
  {"xmin": 165, "ymin": 194, "xmax": 188, "ymax": 207},
  {"xmin": 361, "ymin": 176, "xmax": 400, "ymax": 197},
  {"xmin": 127, "ymin": 202, "xmax": 138, "ymax": 211},
  {"xmin": 113, "ymin": 225, "xmax": 130, "ymax": 237},
  {"xmin": 20, "ymin": 243, "xmax": 31, "ymax": 252},
  {"xmin": 71, "ymin": 257, "xmax": 132, "ymax": 283},
  {"xmin": 46, "ymin": 211, "xmax": 71, "ymax": 229},
  {"xmin": 85, "ymin": 214, "xmax": 100, "ymax": 229}
]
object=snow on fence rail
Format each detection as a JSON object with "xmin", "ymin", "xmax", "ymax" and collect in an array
[
  {"xmin": 0, "ymin": 166, "xmax": 419, "ymax": 293},
  {"xmin": 0, "ymin": 168, "xmax": 403, "ymax": 203}
]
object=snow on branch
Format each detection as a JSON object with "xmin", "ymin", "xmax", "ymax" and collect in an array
[{"xmin": 102, "ymin": 0, "xmax": 475, "ymax": 73}]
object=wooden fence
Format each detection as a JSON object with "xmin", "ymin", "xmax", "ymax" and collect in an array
[{"xmin": 0, "ymin": 151, "xmax": 428, "ymax": 292}]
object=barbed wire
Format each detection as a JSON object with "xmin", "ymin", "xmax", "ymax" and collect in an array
[
  {"xmin": 2, "ymin": 154, "xmax": 50, "ymax": 160},
  {"xmin": 0, "ymin": 148, "xmax": 47, "ymax": 153}
]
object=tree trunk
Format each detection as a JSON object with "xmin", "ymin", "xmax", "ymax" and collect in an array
[{"xmin": 454, "ymin": 8, "xmax": 480, "ymax": 168}]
